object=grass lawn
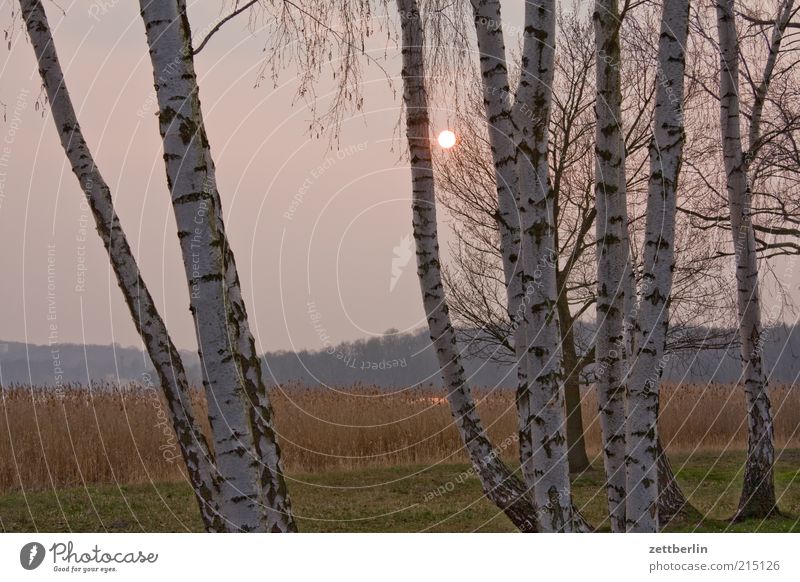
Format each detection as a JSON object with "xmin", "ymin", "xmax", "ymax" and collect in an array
[{"xmin": 1, "ymin": 450, "xmax": 798, "ymax": 533}]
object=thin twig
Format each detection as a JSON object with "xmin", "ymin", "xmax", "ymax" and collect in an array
[{"xmin": 193, "ymin": 0, "xmax": 259, "ymax": 55}]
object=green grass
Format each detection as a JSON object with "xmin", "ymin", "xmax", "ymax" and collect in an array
[{"xmin": 1, "ymin": 450, "xmax": 798, "ymax": 532}]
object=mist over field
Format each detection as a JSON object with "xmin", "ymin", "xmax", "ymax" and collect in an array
[{"xmin": 2, "ymin": 324, "xmax": 800, "ymax": 388}]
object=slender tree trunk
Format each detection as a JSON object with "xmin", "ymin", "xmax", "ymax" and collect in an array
[
  {"xmin": 593, "ymin": 0, "xmax": 628, "ymax": 533},
  {"xmin": 467, "ymin": 2, "xmax": 592, "ymax": 528},
  {"xmin": 557, "ymin": 291, "xmax": 591, "ymax": 473},
  {"xmin": 468, "ymin": 0, "xmax": 535, "ymax": 482},
  {"xmin": 622, "ymin": 246, "xmax": 637, "ymax": 363},
  {"xmin": 138, "ymin": 0, "xmax": 295, "ymax": 532},
  {"xmin": 19, "ymin": 0, "xmax": 223, "ymax": 532},
  {"xmin": 550, "ymin": 163, "xmax": 591, "ymax": 474},
  {"xmin": 716, "ymin": 0, "xmax": 778, "ymax": 521},
  {"xmin": 513, "ymin": 0, "xmax": 577, "ymax": 532},
  {"xmin": 396, "ymin": 0, "xmax": 539, "ymax": 533},
  {"xmin": 626, "ymin": 254, "xmax": 694, "ymax": 523},
  {"xmin": 747, "ymin": 0, "xmax": 795, "ymax": 155},
  {"xmin": 625, "ymin": 0, "xmax": 689, "ymax": 532}
]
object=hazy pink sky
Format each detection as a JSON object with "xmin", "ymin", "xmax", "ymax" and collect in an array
[
  {"xmin": 1, "ymin": 1, "xmax": 796, "ymax": 355},
  {"xmin": 1, "ymin": 1, "xmax": 512, "ymax": 352}
]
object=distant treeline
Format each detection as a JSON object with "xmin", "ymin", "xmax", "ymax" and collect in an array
[{"xmin": 2, "ymin": 324, "xmax": 799, "ymax": 388}]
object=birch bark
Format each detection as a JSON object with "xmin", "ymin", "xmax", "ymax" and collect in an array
[
  {"xmin": 138, "ymin": 0, "xmax": 295, "ymax": 532},
  {"xmin": 657, "ymin": 439, "xmax": 693, "ymax": 525},
  {"xmin": 514, "ymin": 0, "xmax": 576, "ymax": 532},
  {"xmin": 470, "ymin": 0, "xmax": 590, "ymax": 477},
  {"xmin": 747, "ymin": 0, "xmax": 796, "ymax": 157},
  {"xmin": 593, "ymin": 0, "xmax": 628, "ymax": 533},
  {"xmin": 396, "ymin": 0, "xmax": 539, "ymax": 532},
  {"xmin": 468, "ymin": 0, "xmax": 536, "ymax": 487},
  {"xmin": 625, "ymin": 0, "xmax": 690, "ymax": 532},
  {"xmin": 18, "ymin": 0, "xmax": 224, "ymax": 532},
  {"xmin": 716, "ymin": 0, "xmax": 783, "ymax": 520},
  {"xmin": 625, "ymin": 265, "xmax": 692, "ymax": 525}
]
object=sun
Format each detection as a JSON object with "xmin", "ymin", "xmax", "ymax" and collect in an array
[{"xmin": 437, "ymin": 130, "xmax": 457, "ymax": 149}]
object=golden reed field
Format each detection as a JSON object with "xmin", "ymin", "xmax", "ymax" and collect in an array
[{"xmin": 1, "ymin": 382, "xmax": 799, "ymax": 492}]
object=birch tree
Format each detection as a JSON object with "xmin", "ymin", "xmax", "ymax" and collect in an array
[
  {"xmin": 514, "ymin": 0, "xmax": 577, "ymax": 532},
  {"xmin": 138, "ymin": 0, "xmax": 294, "ymax": 532},
  {"xmin": 681, "ymin": 3, "xmax": 800, "ymax": 266},
  {"xmin": 714, "ymin": 0, "xmax": 796, "ymax": 520},
  {"xmin": 735, "ymin": 4, "xmax": 798, "ymax": 520},
  {"xmin": 399, "ymin": 0, "xmax": 594, "ymax": 530},
  {"xmin": 468, "ymin": 0, "xmax": 537, "ymax": 479},
  {"xmin": 593, "ymin": 0, "xmax": 630, "ymax": 533},
  {"xmin": 468, "ymin": 0, "xmax": 601, "ymax": 477},
  {"xmin": 18, "ymin": 0, "xmax": 224, "ymax": 532},
  {"xmin": 394, "ymin": 0, "xmax": 541, "ymax": 532},
  {"xmin": 625, "ymin": 0, "xmax": 690, "ymax": 533}
]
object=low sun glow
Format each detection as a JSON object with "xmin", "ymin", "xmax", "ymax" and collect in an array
[{"xmin": 437, "ymin": 130, "xmax": 457, "ymax": 149}]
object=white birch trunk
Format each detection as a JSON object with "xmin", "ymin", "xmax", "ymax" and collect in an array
[
  {"xmin": 138, "ymin": 0, "xmax": 295, "ymax": 532},
  {"xmin": 514, "ymin": 0, "xmax": 576, "ymax": 532},
  {"xmin": 470, "ymin": 0, "xmax": 521, "ymax": 306},
  {"xmin": 747, "ymin": 0, "xmax": 796, "ymax": 157},
  {"xmin": 396, "ymin": 0, "xmax": 540, "ymax": 532},
  {"xmin": 466, "ymin": 1, "xmax": 592, "ymax": 530},
  {"xmin": 626, "ymin": 0, "xmax": 690, "ymax": 533},
  {"xmin": 593, "ymin": 0, "xmax": 629, "ymax": 533},
  {"xmin": 19, "ymin": 0, "xmax": 224, "ymax": 532},
  {"xmin": 624, "ymin": 230, "xmax": 692, "ymax": 527},
  {"xmin": 623, "ymin": 249, "xmax": 637, "ymax": 362},
  {"xmin": 716, "ymin": 0, "xmax": 779, "ymax": 520},
  {"xmin": 469, "ymin": 0, "xmax": 536, "ymax": 492}
]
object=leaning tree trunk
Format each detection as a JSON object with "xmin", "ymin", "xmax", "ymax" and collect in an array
[
  {"xmin": 625, "ymin": 0, "xmax": 689, "ymax": 533},
  {"xmin": 138, "ymin": 0, "xmax": 295, "ymax": 532},
  {"xmin": 716, "ymin": 0, "xmax": 777, "ymax": 521},
  {"xmin": 396, "ymin": 0, "xmax": 539, "ymax": 533},
  {"xmin": 593, "ymin": 0, "xmax": 629, "ymax": 533},
  {"xmin": 19, "ymin": 0, "xmax": 223, "ymax": 532},
  {"xmin": 513, "ymin": 0, "xmax": 577, "ymax": 532}
]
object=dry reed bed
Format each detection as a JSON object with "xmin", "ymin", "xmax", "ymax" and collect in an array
[{"xmin": 1, "ymin": 382, "xmax": 798, "ymax": 492}]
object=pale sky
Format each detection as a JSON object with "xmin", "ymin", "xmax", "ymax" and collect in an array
[
  {"xmin": 2, "ymin": 1, "xmax": 524, "ymax": 353},
  {"xmin": 1, "ymin": 1, "xmax": 796, "ymax": 355}
]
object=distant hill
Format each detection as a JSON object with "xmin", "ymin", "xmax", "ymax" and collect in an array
[
  {"xmin": 0, "ymin": 341, "xmax": 194, "ymax": 387},
  {"xmin": 1, "ymin": 324, "xmax": 798, "ymax": 388}
]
